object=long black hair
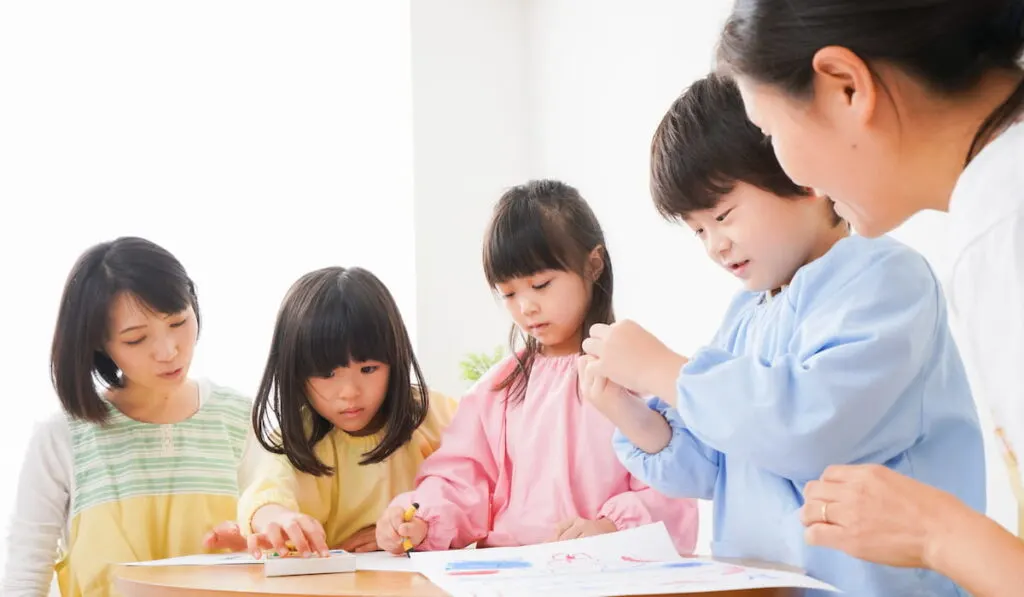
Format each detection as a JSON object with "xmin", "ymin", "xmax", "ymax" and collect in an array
[
  {"xmin": 251, "ymin": 266, "xmax": 428, "ymax": 476},
  {"xmin": 482, "ymin": 179, "xmax": 614, "ymax": 406}
]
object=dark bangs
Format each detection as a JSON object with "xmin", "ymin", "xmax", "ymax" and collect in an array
[
  {"xmin": 484, "ymin": 186, "xmax": 584, "ymax": 286},
  {"xmin": 116, "ymin": 262, "xmax": 196, "ymax": 321},
  {"xmin": 293, "ymin": 278, "xmax": 394, "ymax": 381},
  {"xmin": 252, "ymin": 266, "xmax": 428, "ymax": 476}
]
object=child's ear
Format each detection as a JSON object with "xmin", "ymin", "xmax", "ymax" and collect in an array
[{"xmin": 585, "ymin": 246, "xmax": 605, "ymax": 282}]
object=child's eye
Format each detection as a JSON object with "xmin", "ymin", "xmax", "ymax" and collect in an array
[
  {"xmin": 694, "ymin": 228, "xmax": 704, "ymax": 236},
  {"xmin": 532, "ymin": 280, "xmax": 551, "ymax": 290},
  {"xmin": 169, "ymin": 318, "xmax": 188, "ymax": 328},
  {"xmin": 317, "ymin": 370, "xmax": 335, "ymax": 379},
  {"xmin": 124, "ymin": 337, "xmax": 146, "ymax": 346},
  {"xmin": 501, "ymin": 291, "xmax": 515, "ymax": 299},
  {"xmin": 360, "ymin": 365, "xmax": 379, "ymax": 374},
  {"xmin": 715, "ymin": 209, "xmax": 733, "ymax": 223}
]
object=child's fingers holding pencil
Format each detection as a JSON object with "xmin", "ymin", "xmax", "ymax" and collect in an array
[
  {"xmin": 396, "ymin": 519, "xmax": 423, "ymax": 537},
  {"xmin": 387, "ymin": 505, "xmax": 407, "ymax": 534},
  {"xmin": 375, "ymin": 506, "xmax": 407, "ymax": 553},
  {"xmin": 398, "ymin": 518, "xmax": 427, "ymax": 549}
]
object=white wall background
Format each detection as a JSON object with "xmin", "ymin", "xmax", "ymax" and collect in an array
[
  {"xmin": 0, "ymin": 0, "xmax": 1013, "ymax": 587},
  {"xmin": 0, "ymin": 1, "xmax": 415, "ymax": 587},
  {"xmin": 409, "ymin": 0, "xmax": 530, "ymax": 397}
]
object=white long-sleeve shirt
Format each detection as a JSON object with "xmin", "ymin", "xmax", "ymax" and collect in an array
[
  {"xmin": 947, "ymin": 120, "xmax": 1024, "ymax": 535},
  {"xmin": 3, "ymin": 412, "xmax": 72, "ymax": 596}
]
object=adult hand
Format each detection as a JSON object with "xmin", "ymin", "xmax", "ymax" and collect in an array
[
  {"xmin": 800, "ymin": 464, "xmax": 964, "ymax": 569},
  {"xmin": 202, "ymin": 521, "xmax": 251, "ymax": 552}
]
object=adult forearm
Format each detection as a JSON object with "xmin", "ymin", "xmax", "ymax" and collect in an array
[{"xmin": 927, "ymin": 506, "xmax": 1024, "ymax": 596}]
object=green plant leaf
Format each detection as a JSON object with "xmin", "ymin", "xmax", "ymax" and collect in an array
[{"xmin": 458, "ymin": 345, "xmax": 506, "ymax": 382}]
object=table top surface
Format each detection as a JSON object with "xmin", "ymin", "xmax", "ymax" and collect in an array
[
  {"xmin": 114, "ymin": 563, "xmax": 802, "ymax": 597},
  {"xmin": 114, "ymin": 564, "xmax": 445, "ymax": 597}
]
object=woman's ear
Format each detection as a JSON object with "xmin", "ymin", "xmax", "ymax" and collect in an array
[
  {"xmin": 585, "ymin": 246, "xmax": 605, "ymax": 282},
  {"xmin": 811, "ymin": 45, "xmax": 878, "ymax": 128}
]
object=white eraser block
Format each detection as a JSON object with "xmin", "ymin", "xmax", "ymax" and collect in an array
[{"xmin": 263, "ymin": 551, "xmax": 357, "ymax": 577}]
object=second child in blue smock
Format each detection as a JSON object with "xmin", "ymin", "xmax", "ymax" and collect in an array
[{"xmin": 579, "ymin": 75, "xmax": 985, "ymax": 597}]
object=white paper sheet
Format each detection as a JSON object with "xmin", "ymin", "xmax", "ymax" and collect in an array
[
  {"xmin": 409, "ymin": 522, "xmax": 839, "ymax": 596},
  {"xmin": 122, "ymin": 550, "xmax": 416, "ymax": 572},
  {"xmin": 122, "ymin": 552, "xmax": 261, "ymax": 566},
  {"xmin": 353, "ymin": 551, "xmax": 417, "ymax": 572}
]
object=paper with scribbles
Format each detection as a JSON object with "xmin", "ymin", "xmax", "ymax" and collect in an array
[{"xmin": 409, "ymin": 522, "xmax": 838, "ymax": 596}]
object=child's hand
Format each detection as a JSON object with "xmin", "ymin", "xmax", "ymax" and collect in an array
[
  {"xmin": 578, "ymin": 355, "xmax": 628, "ymax": 416},
  {"xmin": 550, "ymin": 517, "xmax": 617, "ymax": 542},
  {"xmin": 338, "ymin": 524, "xmax": 379, "ymax": 553},
  {"xmin": 250, "ymin": 504, "xmax": 330, "ymax": 558},
  {"xmin": 583, "ymin": 320, "xmax": 686, "ymax": 399},
  {"xmin": 202, "ymin": 521, "xmax": 250, "ymax": 552},
  {"xmin": 375, "ymin": 505, "xmax": 428, "ymax": 554}
]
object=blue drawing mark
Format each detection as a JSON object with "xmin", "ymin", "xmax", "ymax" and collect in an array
[
  {"xmin": 660, "ymin": 561, "xmax": 711, "ymax": 569},
  {"xmin": 445, "ymin": 560, "xmax": 533, "ymax": 571}
]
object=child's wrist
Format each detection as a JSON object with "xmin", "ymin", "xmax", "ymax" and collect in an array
[
  {"xmin": 642, "ymin": 349, "xmax": 687, "ymax": 403},
  {"xmin": 251, "ymin": 503, "xmax": 289, "ymax": 533},
  {"xmin": 589, "ymin": 388, "xmax": 631, "ymax": 421}
]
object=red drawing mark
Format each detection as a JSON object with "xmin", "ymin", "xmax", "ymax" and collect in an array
[
  {"xmin": 551, "ymin": 552, "xmax": 593, "ymax": 563},
  {"xmin": 447, "ymin": 570, "xmax": 500, "ymax": 576},
  {"xmin": 621, "ymin": 556, "xmax": 658, "ymax": 563}
]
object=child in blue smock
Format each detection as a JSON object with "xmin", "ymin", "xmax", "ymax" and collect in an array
[{"xmin": 579, "ymin": 74, "xmax": 985, "ymax": 597}]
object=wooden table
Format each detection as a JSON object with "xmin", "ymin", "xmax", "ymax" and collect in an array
[{"xmin": 114, "ymin": 564, "xmax": 802, "ymax": 597}]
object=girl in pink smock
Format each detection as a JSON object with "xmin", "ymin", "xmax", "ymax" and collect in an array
[{"xmin": 374, "ymin": 179, "xmax": 699, "ymax": 554}]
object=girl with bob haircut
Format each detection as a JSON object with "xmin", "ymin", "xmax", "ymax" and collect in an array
[
  {"xmin": 1, "ymin": 237, "xmax": 253, "ymax": 597},
  {"xmin": 209, "ymin": 266, "xmax": 456, "ymax": 557}
]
